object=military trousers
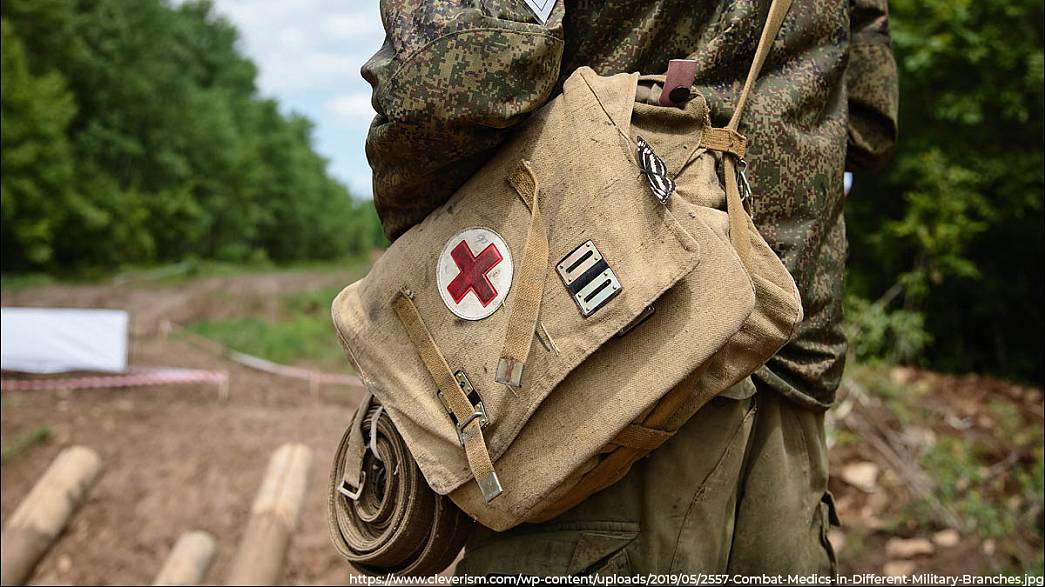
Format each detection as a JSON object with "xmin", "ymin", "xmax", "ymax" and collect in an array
[{"xmin": 456, "ymin": 379, "xmax": 840, "ymax": 579}]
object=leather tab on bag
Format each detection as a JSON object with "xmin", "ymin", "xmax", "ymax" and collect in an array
[
  {"xmin": 699, "ymin": 127, "xmax": 747, "ymax": 159},
  {"xmin": 659, "ymin": 59, "xmax": 697, "ymax": 107}
]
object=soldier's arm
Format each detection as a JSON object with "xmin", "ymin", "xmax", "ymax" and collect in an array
[
  {"xmin": 362, "ymin": 2, "xmax": 565, "ymax": 240},
  {"xmin": 845, "ymin": 0, "xmax": 899, "ymax": 170}
]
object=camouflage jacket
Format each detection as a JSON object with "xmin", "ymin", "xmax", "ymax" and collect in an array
[{"xmin": 361, "ymin": 0, "xmax": 899, "ymax": 409}]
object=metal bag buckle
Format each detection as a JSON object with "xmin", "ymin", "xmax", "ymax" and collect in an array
[
  {"xmin": 337, "ymin": 471, "xmax": 365, "ymax": 501},
  {"xmin": 437, "ymin": 370, "xmax": 488, "ymax": 445}
]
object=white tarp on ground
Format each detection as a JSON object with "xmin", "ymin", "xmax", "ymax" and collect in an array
[{"xmin": 1, "ymin": 308, "xmax": 128, "ymax": 373}]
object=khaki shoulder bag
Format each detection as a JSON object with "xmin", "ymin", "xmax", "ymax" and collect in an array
[{"xmin": 328, "ymin": 0, "xmax": 801, "ymax": 575}]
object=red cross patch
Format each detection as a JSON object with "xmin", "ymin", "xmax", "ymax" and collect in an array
[{"xmin": 437, "ymin": 228, "xmax": 513, "ymax": 320}]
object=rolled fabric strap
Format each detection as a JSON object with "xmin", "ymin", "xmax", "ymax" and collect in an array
[{"xmin": 328, "ymin": 401, "xmax": 473, "ymax": 576}]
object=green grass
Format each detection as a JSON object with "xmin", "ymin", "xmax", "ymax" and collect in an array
[
  {"xmin": 4, "ymin": 255, "xmax": 373, "ymax": 370},
  {"xmin": 183, "ymin": 263, "xmax": 371, "ymax": 370},
  {"xmin": 187, "ymin": 316, "xmax": 346, "ymax": 368},
  {"xmin": 1, "ymin": 426, "xmax": 52, "ymax": 464},
  {"xmin": 135, "ymin": 257, "xmax": 371, "ymax": 287},
  {"xmin": 0, "ymin": 272, "xmax": 59, "ymax": 291},
  {"xmin": 1, "ymin": 255, "xmax": 373, "ymax": 291}
]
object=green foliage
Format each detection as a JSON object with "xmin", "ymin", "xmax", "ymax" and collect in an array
[
  {"xmin": 1, "ymin": 20, "xmax": 78, "ymax": 267},
  {"xmin": 846, "ymin": 361, "xmax": 924, "ymax": 424},
  {"xmin": 913, "ymin": 435, "xmax": 1043, "ymax": 542},
  {"xmin": 844, "ymin": 295, "xmax": 932, "ymax": 364},
  {"xmin": 846, "ymin": 0, "xmax": 1044, "ymax": 383},
  {"xmin": 880, "ymin": 379, "xmax": 1044, "ymax": 565},
  {"xmin": 1, "ymin": 0, "xmax": 383, "ymax": 272},
  {"xmin": 849, "ymin": 364, "xmax": 1044, "ymax": 570}
]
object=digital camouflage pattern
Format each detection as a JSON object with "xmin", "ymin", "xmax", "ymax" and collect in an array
[{"xmin": 361, "ymin": 0, "xmax": 898, "ymax": 408}]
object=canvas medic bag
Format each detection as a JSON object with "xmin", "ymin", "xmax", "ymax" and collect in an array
[{"xmin": 328, "ymin": 0, "xmax": 801, "ymax": 575}]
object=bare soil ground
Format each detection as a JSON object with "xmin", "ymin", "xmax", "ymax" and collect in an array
[
  {"xmin": 827, "ymin": 369, "xmax": 1043, "ymax": 577},
  {"xmin": 2, "ymin": 269, "xmax": 362, "ymax": 585},
  {"xmin": 2, "ymin": 270, "xmax": 1042, "ymax": 584}
]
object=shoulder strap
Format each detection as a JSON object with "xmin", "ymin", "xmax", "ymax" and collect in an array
[
  {"xmin": 699, "ymin": 0, "xmax": 793, "ymax": 270},
  {"xmin": 729, "ymin": 0, "xmax": 794, "ymax": 130},
  {"xmin": 701, "ymin": 0, "xmax": 793, "ymax": 151}
]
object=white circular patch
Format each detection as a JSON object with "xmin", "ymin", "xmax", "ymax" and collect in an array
[{"xmin": 436, "ymin": 227, "xmax": 513, "ymax": 321}]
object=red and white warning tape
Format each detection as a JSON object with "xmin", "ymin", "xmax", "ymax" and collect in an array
[
  {"xmin": 1, "ymin": 368, "xmax": 228, "ymax": 392},
  {"xmin": 164, "ymin": 322, "xmax": 364, "ymax": 393},
  {"xmin": 1, "ymin": 323, "xmax": 364, "ymax": 398}
]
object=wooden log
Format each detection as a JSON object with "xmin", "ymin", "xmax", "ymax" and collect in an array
[
  {"xmin": 224, "ymin": 443, "xmax": 312, "ymax": 586},
  {"xmin": 153, "ymin": 531, "xmax": 216, "ymax": 586},
  {"xmin": 1, "ymin": 446, "xmax": 102, "ymax": 586}
]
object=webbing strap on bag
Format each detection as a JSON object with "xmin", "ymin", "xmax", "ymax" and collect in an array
[
  {"xmin": 495, "ymin": 162, "xmax": 549, "ymax": 388},
  {"xmin": 700, "ymin": 0, "xmax": 794, "ymax": 270},
  {"xmin": 729, "ymin": 0, "xmax": 794, "ymax": 131},
  {"xmin": 390, "ymin": 161, "xmax": 547, "ymax": 500},
  {"xmin": 392, "ymin": 291, "xmax": 503, "ymax": 502},
  {"xmin": 327, "ymin": 163, "xmax": 547, "ymax": 574}
]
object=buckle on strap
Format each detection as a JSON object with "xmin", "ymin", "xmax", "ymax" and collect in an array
[
  {"xmin": 455, "ymin": 411, "xmax": 486, "ymax": 445},
  {"xmin": 338, "ymin": 471, "xmax": 366, "ymax": 501},
  {"xmin": 437, "ymin": 370, "xmax": 488, "ymax": 445},
  {"xmin": 437, "ymin": 370, "xmax": 501, "ymax": 502}
]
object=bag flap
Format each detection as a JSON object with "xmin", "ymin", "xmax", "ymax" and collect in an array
[{"xmin": 332, "ymin": 68, "xmax": 707, "ymax": 495}]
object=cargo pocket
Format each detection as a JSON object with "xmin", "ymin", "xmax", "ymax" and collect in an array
[
  {"xmin": 568, "ymin": 530, "xmax": 636, "ymax": 576},
  {"xmin": 457, "ymin": 523, "xmax": 637, "ymax": 578},
  {"xmin": 818, "ymin": 491, "xmax": 840, "ymax": 577}
]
